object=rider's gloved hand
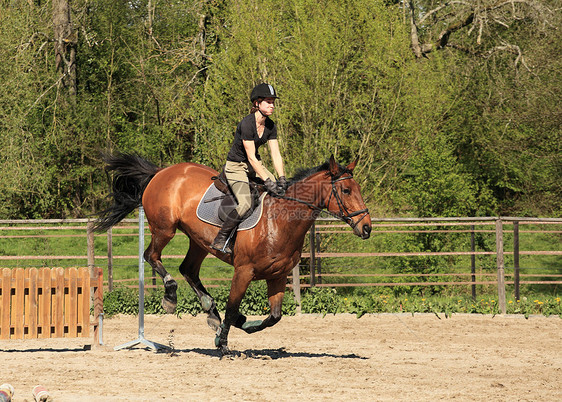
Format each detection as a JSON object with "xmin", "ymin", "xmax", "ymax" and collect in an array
[
  {"xmin": 264, "ymin": 178, "xmax": 280, "ymax": 196},
  {"xmin": 277, "ymin": 176, "xmax": 288, "ymax": 192}
]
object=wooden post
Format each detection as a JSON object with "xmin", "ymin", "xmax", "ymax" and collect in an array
[
  {"xmin": 495, "ymin": 219, "xmax": 506, "ymax": 314},
  {"xmin": 470, "ymin": 224, "xmax": 476, "ymax": 300},
  {"xmin": 14, "ymin": 268, "xmax": 24, "ymax": 339},
  {"xmin": 1, "ymin": 269, "xmax": 11, "ymax": 339},
  {"xmin": 309, "ymin": 222, "xmax": 316, "ymax": 287},
  {"xmin": 87, "ymin": 221, "xmax": 95, "ymax": 307},
  {"xmin": 316, "ymin": 231, "xmax": 322, "ymax": 285},
  {"xmin": 93, "ymin": 267, "xmax": 104, "ymax": 346},
  {"xmin": 87, "ymin": 221, "xmax": 95, "ymax": 275},
  {"xmin": 513, "ymin": 221, "xmax": 520, "ymax": 301},
  {"xmin": 292, "ymin": 264, "xmax": 301, "ymax": 314},
  {"xmin": 107, "ymin": 227, "xmax": 113, "ymax": 292}
]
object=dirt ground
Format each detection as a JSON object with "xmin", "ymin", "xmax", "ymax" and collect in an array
[{"xmin": 0, "ymin": 313, "xmax": 560, "ymax": 401}]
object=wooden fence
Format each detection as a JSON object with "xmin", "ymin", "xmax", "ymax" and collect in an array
[
  {"xmin": 0, "ymin": 216, "xmax": 560, "ymax": 315},
  {"xmin": 299, "ymin": 217, "xmax": 562, "ymax": 313},
  {"xmin": 0, "ymin": 267, "xmax": 103, "ymax": 344}
]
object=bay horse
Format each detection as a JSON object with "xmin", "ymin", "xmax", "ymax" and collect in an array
[{"xmin": 94, "ymin": 153, "xmax": 371, "ymax": 354}]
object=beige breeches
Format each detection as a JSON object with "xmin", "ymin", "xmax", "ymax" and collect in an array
[{"xmin": 224, "ymin": 160, "xmax": 275, "ymax": 216}]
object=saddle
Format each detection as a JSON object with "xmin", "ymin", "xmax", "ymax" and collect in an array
[
  {"xmin": 211, "ymin": 169, "xmax": 265, "ymax": 221},
  {"xmin": 195, "ymin": 169, "xmax": 267, "ymax": 230}
]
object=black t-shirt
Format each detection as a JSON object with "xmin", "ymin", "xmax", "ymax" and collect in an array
[{"xmin": 226, "ymin": 113, "xmax": 277, "ymax": 162}]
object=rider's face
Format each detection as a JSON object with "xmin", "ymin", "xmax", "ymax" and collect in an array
[{"xmin": 258, "ymin": 97, "xmax": 276, "ymax": 116}]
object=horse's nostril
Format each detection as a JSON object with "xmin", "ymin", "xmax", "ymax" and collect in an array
[{"xmin": 362, "ymin": 224, "xmax": 371, "ymax": 238}]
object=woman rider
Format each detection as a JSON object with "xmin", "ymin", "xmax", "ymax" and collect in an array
[{"xmin": 210, "ymin": 83, "xmax": 288, "ymax": 254}]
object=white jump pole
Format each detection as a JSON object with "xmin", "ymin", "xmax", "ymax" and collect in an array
[{"xmin": 114, "ymin": 206, "xmax": 168, "ymax": 351}]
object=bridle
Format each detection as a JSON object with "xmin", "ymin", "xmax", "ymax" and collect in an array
[{"xmin": 279, "ymin": 174, "xmax": 369, "ymax": 230}]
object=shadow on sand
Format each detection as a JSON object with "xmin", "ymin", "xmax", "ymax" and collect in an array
[
  {"xmin": 168, "ymin": 347, "xmax": 368, "ymax": 360},
  {"xmin": 0, "ymin": 345, "xmax": 367, "ymax": 360},
  {"xmin": 0, "ymin": 345, "xmax": 91, "ymax": 353}
]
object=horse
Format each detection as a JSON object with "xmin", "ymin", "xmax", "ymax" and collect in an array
[{"xmin": 94, "ymin": 153, "xmax": 371, "ymax": 354}]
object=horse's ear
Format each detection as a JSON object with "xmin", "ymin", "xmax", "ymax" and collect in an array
[
  {"xmin": 346, "ymin": 157, "xmax": 358, "ymax": 172},
  {"xmin": 329, "ymin": 154, "xmax": 339, "ymax": 175}
]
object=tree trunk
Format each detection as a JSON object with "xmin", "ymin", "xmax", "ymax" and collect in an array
[
  {"xmin": 53, "ymin": 0, "xmax": 76, "ymax": 97},
  {"xmin": 408, "ymin": 1, "xmax": 422, "ymax": 58}
]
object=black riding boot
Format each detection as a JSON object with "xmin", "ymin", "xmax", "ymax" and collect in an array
[{"xmin": 211, "ymin": 210, "xmax": 243, "ymax": 254}]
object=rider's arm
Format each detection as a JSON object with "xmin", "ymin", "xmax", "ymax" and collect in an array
[
  {"xmin": 243, "ymin": 140, "xmax": 272, "ymax": 181},
  {"xmin": 268, "ymin": 139, "xmax": 285, "ymax": 178}
]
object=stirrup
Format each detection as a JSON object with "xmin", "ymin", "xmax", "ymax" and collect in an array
[
  {"xmin": 211, "ymin": 241, "xmax": 232, "ymax": 254},
  {"xmin": 211, "ymin": 230, "xmax": 235, "ymax": 254}
]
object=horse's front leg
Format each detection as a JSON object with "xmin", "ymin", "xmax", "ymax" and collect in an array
[
  {"xmin": 237, "ymin": 277, "xmax": 285, "ymax": 334},
  {"xmin": 215, "ymin": 268, "xmax": 254, "ymax": 355}
]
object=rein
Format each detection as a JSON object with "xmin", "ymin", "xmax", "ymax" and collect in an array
[{"xmin": 278, "ymin": 175, "xmax": 369, "ymax": 229}]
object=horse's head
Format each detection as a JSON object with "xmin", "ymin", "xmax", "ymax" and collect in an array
[{"xmin": 323, "ymin": 155, "xmax": 371, "ymax": 239}]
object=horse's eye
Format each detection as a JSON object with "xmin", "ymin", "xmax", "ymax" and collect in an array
[{"xmin": 342, "ymin": 188, "xmax": 351, "ymax": 195}]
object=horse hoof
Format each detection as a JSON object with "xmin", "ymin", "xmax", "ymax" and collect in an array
[
  {"xmin": 207, "ymin": 315, "xmax": 221, "ymax": 331},
  {"xmin": 241, "ymin": 320, "xmax": 263, "ymax": 334},
  {"xmin": 161, "ymin": 298, "xmax": 177, "ymax": 314},
  {"xmin": 218, "ymin": 346, "xmax": 234, "ymax": 359}
]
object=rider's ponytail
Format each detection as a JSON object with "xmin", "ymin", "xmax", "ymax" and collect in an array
[{"xmin": 249, "ymin": 100, "xmax": 260, "ymax": 114}]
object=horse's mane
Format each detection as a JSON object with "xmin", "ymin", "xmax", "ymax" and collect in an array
[{"xmin": 288, "ymin": 160, "xmax": 350, "ymax": 186}]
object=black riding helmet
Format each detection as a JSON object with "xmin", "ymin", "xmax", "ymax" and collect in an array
[{"xmin": 250, "ymin": 83, "xmax": 279, "ymax": 103}]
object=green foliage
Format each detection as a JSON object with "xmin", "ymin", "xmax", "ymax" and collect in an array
[
  {"xmin": 356, "ymin": 293, "xmax": 561, "ymax": 318},
  {"xmin": 508, "ymin": 297, "xmax": 562, "ymax": 319},
  {"xmin": 0, "ymin": 0, "xmax": 560, "ymax": 220},
  {"xmin": 300, "ymin": 287, "xmax": 342, "ymax": 315},
  {"xmin": 102, "ymin": 286, "xmax": 139, "ymax": 316},
  {"xmin": 305, "ymin": 289, "xmax": 562, "ymax": 318},
  {"xmin": 102, "ymin": 282, "xmax": 297, "ymax": 318},
  {"xmin": 101, "ymin": 285, "xmax": 561, "ymax": 318},
  {"xmin": 394, "ymin": 135, "xmax": 490, "ymax": 217}
]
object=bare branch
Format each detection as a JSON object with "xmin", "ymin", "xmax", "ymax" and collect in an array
[
  {"xmin": 485, "ymin": 43, "xmax": 531, "ymax": 72},
  {"xmin": 493, "ymin": 18, "xmax": 510, "ymax": 28},
  {"xmin": 477, "ymin": 17, "xmax": 483, "ymax": 45},
  {"xmin": 437, "ymin": 12, "xmax": 475, "ymax": 49},
  {"xmin": 419, "ymin": 1, "xmax": 470, "ymax": 26},
  {"xmin": 488, "ymin": 0, "xmax": 544, "ymax": 13},
  {"xmin": 18, "ymin": 32, "xmax": 51, "ymax": 52},
  {"xmin": 407, "ymin": 0, "xmax": 556, "ymax": 59},
  {"xmin": 24, "ymin": 73, "xmax": 67, "ymax": 116}
]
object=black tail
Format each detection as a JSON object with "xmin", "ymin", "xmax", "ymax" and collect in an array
[{"xmin": 93, "ymin": 153, "xmax": 160, "ymax": 232}]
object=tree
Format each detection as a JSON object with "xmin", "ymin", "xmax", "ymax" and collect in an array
[
  {"xmin": 406, "ymin": 0, "xmax": 557, "ymax": 65},
  {"xmin": 52, "ymin": 0, "xmax": 77, "ymax": 97},
  {"xmin": 194, "ymin": 0, "xmax": 461, "ymax": 216},
  {"xmin": 437, "ymin": 2, "xmax": 562, "ymax": 216},
  {"xmin": 0, "ymin": 0, "xmax": 220, "ymax": 218},
  {"xmin": 402, "ymin": 0, "xmax": 561, "ymax": 216},
  {"xmin": 0, "ymin": 0, "xmax": 559, "ymax": 219}
]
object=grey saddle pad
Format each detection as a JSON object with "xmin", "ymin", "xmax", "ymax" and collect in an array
[{"xmin": 196, "ymin": 183, "xmax": 267, "ymax": 230}]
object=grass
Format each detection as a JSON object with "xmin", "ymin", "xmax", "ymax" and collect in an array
[{"xmin": 0, "ymin": 220, "xmax": 559, "ymax": 301}]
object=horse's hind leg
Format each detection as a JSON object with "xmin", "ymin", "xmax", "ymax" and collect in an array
[
  {"xmin": 179, "ymin": 240, "xmax": 221, "ymax": 330},
  {"xmin": 143, "ymin": 227, "xmax": 177, "ymax": 313}
]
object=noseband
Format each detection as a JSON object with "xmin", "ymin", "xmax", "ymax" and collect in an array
[{"xmin": 280, "ymin": 174, "xmax": 369, "ymax": 229}]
